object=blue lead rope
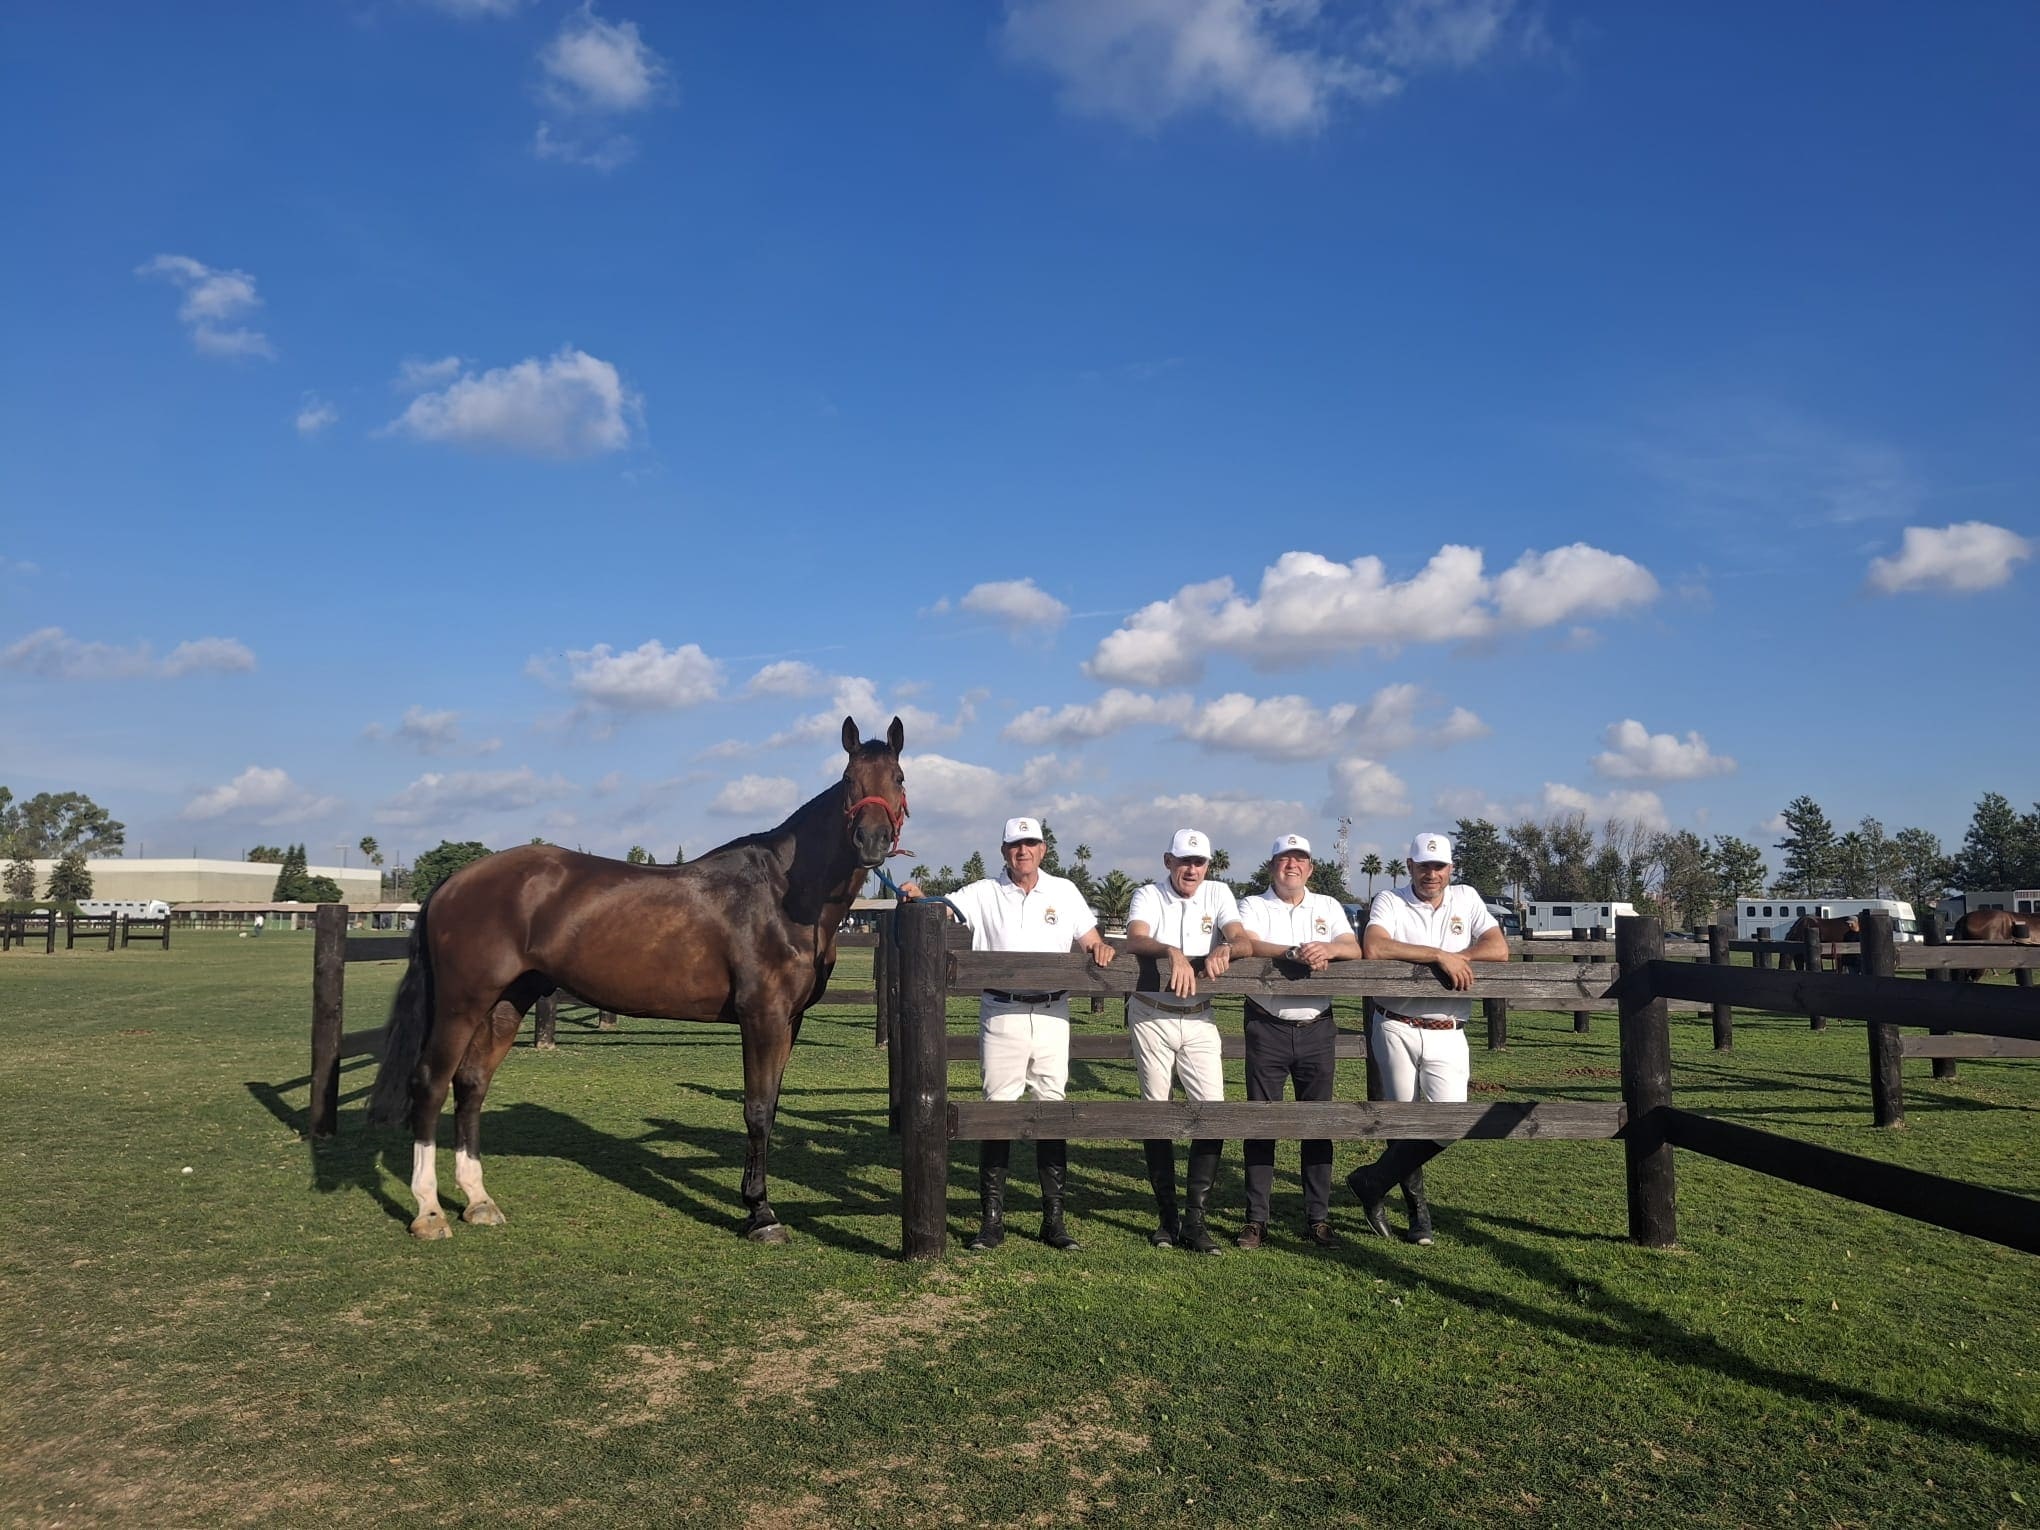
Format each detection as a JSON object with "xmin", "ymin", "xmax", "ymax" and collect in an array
[{"xmin": 871, "ymin": 864, "xmax": 963, "ymax": 931}]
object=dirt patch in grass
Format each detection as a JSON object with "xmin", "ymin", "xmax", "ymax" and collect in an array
[{"xmin": 1562, "ymin": 1066, "xmax": 1621, "ymax": 1079}]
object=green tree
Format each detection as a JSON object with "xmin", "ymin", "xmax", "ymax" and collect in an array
[
  {"xmin": 412, "ymin": 841, "xmax": 494, "ymax": 902},
  {"xmin": 1359, "ymin": 852, "xmax": 1384, "ymax": 897},
  {"xmin": 1891, "ymin": 826, "xmax": 1950, "ymax": 913},
  {"xmin": 271, "ymin": 844, "xmax": 309, "ymax": 900},
  {"xmin": 672, "ymin": 845, "xmax": 685, "ymax": 865},
  {"xmin": 0, "ymin": 789, "xmax": 125, "ymax": 858},
  {"xmin": 1065, "ymin": 843, "xmax": 1096, "ymax": 902},
  {"xmin": 1308, "ymin": 859, "xmax": 1354, "ymax": 901},
  {"xmin": 1775, "ymin": 795, "xmax": 1836, "ymax": 895},
  {"xmin": 1449, "ymin": 818, "xmax": 1507, "ymax": 897},
  {"xmin": 300, "ymin": 874, "xmax": 345, "ymax": 903},
  {"xmin": 907, "ymin": 863, "xmax": 932, "ymax": 886},
  {"xmin": 625, "ymin": 845, "xmax": 651, "ymax": 865},
  {"xmin": 960, "ymin": 851, "xmax": 987, "ymax": 885},
  {"xmin": 45, "ymin": 849, "xmax": 92, "ymax": 902},
  {"xmin": 1650, "ymin": 830, "xmax": 1717, "ymax": 930},
  {"xmin": 1092, "ymin": 869, "xmax": 1137, "ymax": 928},
  {"xmin": 1709, "ymin": 835, "xmax": 1768, "ymax": 901},
  {"xmin": 1954, "ymin": 791, "xmax": 2028, "ymax": 888},
  {"xmin": 1832, "ymin": 830, "xmax": 1870, "ymax": 897},
  {"xmin": 1039, "ymin": 820, "xmax": 1062, "ymax": 875},
  {"xmin": 358, "ymin": 835, "xmax": 383, "ymax": 868},
  {"xmin": 4, "ymin": 855, "xmax": 36, "ymax": 900},
  {"xmin": 244, "ymin": 845, "xmax": 286, "ymax": 863}
]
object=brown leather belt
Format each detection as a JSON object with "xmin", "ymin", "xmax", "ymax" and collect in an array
[
  {"xmin": 1377, "ymin": 1009, "xmax": 1463, "ymax": 1032},
  {"xmin": 985, "ymin": 989, "xmax": 1066, "ymax": 1004}
]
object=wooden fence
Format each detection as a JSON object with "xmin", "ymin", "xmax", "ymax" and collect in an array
[
  {"xmin": 888, "ymin": 903, "xmax": 2040, "ymax": 1260},
  {"xmin": 1, "ymin": 911, "xmax": 170, "ymax": 953}
]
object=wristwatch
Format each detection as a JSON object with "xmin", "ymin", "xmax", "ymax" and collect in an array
[{"xmin": 1285, "ymin": 944, "xmax": 1302, "ymax": 962}]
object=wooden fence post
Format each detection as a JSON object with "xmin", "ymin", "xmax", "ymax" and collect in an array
[
  {"xmin": 1617, "ymin": 914, "xmax": 1676, "ymax": 1247},
  {"xmin": 873, "ymin": 918, "xmax": 893, "ymax": 1047},
  {"xmin": 1803, "ymin": 926, "xmax": 1825, "ymax": 1030},
  {"xmin": 1572, "ymin": 928, "xmax": 1591, "ymax": 1032},
  {"xmin": 1754, "ymin": 929, "xmax": 1771, "ymax": 970},
  {"xmin": 1861, "ymin": 912, "xmax": 1903, "ymax": 1127},
  {"xmin": 1706, "ymin": 923, "xmax": 1733, "ymax": 1050},
  {"xmin": 1362, "ymin": 993, "xmax": 1383, "ymax": 1100},
  {"xmin": 534, "ymin": 993, "xmax": 558, "ymax": 1049},
  {"xmin": 883, "ymin": 910, "xmax": 904, "ymax": 1134},
  {"xmin": 308, "ymin": 903, "xmax": 347, "ymax": 1139},
  {"xmin": 898, "ymin": 900, "xmax": 950, "ymax": 1260},
  {"xmin": 2017, "ymin": 922, "xmax": 2034, "ymax": 989},
  {"xmin": 1484, "ymin": 996, "xmax": 1508, "ymax": 1050},
  {"xmin": 1921, "ymin": 909, "xmax": 1956, "ymax": 1080}
]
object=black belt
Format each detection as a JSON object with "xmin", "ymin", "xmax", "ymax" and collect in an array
[
  {"xmin": 985, "ymin": 989, "xmax": 1067, "ymax": 1004},
  {"xmin": 1245, "ymin": 1000, "xmax": 1331, "ymax": 1026}
]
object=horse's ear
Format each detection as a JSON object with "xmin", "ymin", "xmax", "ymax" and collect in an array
[
  {"xmin": 887, "ymin": 715, "xmax": 905, "ymax": 754},
  {"xmin": 841, "ymin": 717, "xmax": 860, "ymax": 754}
]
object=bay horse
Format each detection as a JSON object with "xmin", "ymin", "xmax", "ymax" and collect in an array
[
  {"xmin": 1784, "ymin": 913, "xmax": 1861, "ymax": 972},
  {"xmin": 367, "ymin": 716, "xmax": 907, "ymax": 1243},
  {"xmin": 1954, "ymin": 909, "xmax": 2038, "ymax": 943}
]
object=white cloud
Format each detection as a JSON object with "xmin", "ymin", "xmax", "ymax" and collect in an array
[
  {"xmin": 136, "ymin": 253, "xmax": 275, "ymax": 360},
  {"xmin": 745, "ymin": 660, "xmax": 827, "ymax": 697},
  {"xmin": 1001, "ymin": 0, "xmax": 1524, "ymax": 138},
  {"xmin": 1539, "ymin": 782, "xmax": 1669, "ymax": 831},
  {"xmin": 295, "ymin": 395, "xmax": 339, "ymax": 436},
  {"xmin": 1866, "ymin": 521, "xmax": 2033, "ymax": 595},
  {"xmin": 541, "ymin": 6, "xmax": 669, "ymax": 112},
  {"xmin": 899, "ymin": 751, "xmax": 1080, "ymax": 825},
  {"xmin": 393, "ymin": 355, "xmax": 463, "ymax": 392},
  {"xmin": 952, "ymin": 578, "xmax": 1070, "ymax": 633},
  {"xmin": 363, "ymin": 705, "xmax": 500, "ymax": 756},
  {"xmin": 383, "ymin": 347, "xmax": 640, "ymax": 457},
  {"xmin": 182, "ymin": 766, "xmax": 341, "ymax": 826},
  {"xmin": 711, "ymin": 675, "xmax": 966, "ymax": 758},
  {"xmin": 709, "ymin": 774, "xmax": 800, "ymax": 818},
  {"xmin": 534, "ymin": 5, "xmax": 670, "ymax": 169},
  {"xmin": 1592, "ymin": 719, "xmax": 1735, "ymax": 782},
  {"xmin": 1005, "ymin": 688, "xmax": 1193, "ymax": 745},
  {"xmin": 374, "ymin": 767, "xmax": 575, "ymax": 828},
  {"xmin": 1327, "ymin": 757, "xmax": 1410, "ymax": 820},
  {"xmin": 562, "ymin": 640, "xmax": 722, "ymax": 712},
  {"xmin": 1087, "ymin": 544, "xmax": 1658, "ymax": 685},
  {"xmin": 2, "ymin": 627, "xmax": 254, "ymax": 680}
]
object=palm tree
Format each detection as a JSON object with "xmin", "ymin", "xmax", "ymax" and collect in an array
[
  {"xmin": 358, "ymin": 835, "xmax": 384, "ymax": 868},
  {"xmin": 1360, "ymin": 852, "xmax": 1384, "ymax": 896},
  {"xmin": 1094, "ymin": 870, "xmax": 1137, "ymax": 931}
]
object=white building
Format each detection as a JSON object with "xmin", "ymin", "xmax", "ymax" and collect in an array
[{"xmin": 19, "ymin": 857, "xmax": 381, "ymax": 909}]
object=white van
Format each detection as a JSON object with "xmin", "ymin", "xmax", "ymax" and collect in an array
[
  {"xmin": 1520, "ymin": 901, "xmax": 1638, "ymax": 939},
  {"xmin": 76, "ymin": 899, "xmax": 171, "ymax": 919},
  {"xmin": 1735, "ymin": 898, "xmax": 1917, "ymax": 942}
]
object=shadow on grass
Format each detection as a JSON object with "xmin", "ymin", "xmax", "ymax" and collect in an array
[{"xmin": 1426, "ymin": 1211, "xmax": 2039, "ymax": 1461}]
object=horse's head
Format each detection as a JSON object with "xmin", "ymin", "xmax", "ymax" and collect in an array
[{"xmin": 840, "ymin": 715, "xmax": 908, "ymax": 869}]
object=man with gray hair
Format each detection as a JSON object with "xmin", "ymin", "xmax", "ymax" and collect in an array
[
  {"xmin": 1348, "ymin": 830, "xmax": 1507, "ymax": 1245},
  {"xmin": 903, "ymin": 817, "xmax": 1114, "ymax": 1252}
]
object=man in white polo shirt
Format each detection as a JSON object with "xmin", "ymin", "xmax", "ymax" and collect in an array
[
  {"xmin": 1233, "ymin": 833, "xmax": 1361, "ymax": 1250},
  {"xmin": 1348, "ymin": 830, "xmax": 1508, "ymax": 1245},
  {"xmin": 1120, "ymin": 828, "xmax": 1249, "ymax": 1254},
  {"xmin": 904, "ymin": 817, "xmax": 1114, "ymax": 1252}
]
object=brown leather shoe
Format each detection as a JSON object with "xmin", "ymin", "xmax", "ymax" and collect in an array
[
  {"xmin": 1236, "ymin": 1220, "xmax": 1266, "ymax": 1251},
  {"xmin": 1304, "ymin": 1219, "xmax": 1338, "ymax": 1248}
]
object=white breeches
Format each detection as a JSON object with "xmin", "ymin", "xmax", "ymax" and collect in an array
[
  {"xmin": 1370, "ymin": 1016, "xmax": 1470, "ymax": 1104},
  {"xmin": 1126, "ymin": 1000, "xmax": 1225, "ymax": 1102}
]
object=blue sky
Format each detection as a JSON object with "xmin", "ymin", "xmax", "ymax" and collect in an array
[{"xmin": 3, "ymin": 1, "xmax": 2034, "ymax": 882}]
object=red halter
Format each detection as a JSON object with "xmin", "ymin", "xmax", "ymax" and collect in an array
[{"xmin": 845, "ymin": 791, "xmax": 909, "ymax": 856}]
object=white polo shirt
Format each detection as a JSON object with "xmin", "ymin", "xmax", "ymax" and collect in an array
[
  {"xmin": 944, "ymin": 871, "xmax": 1098, "ymax": 1015},
  {"xmin": 1366, "ymin": 884, "xmax": 1499, "ymax": 1025},
  {"xmin": 1238, "ymin": 889, "xmax": 1356, "ymax": 1022},
  {"xmin": 1128, "ymin": 878, "xmax": 1242, "ymax": 1012}
]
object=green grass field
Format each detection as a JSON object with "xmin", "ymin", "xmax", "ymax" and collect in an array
[{"xmin": 3, "ymin": 936, "xmax": 2035, "ymax": 1528}]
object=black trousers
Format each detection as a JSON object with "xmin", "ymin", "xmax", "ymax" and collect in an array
[{"xmin": 1242, "ymin": 1009, "xmax": 1336, "ymax": 1222}]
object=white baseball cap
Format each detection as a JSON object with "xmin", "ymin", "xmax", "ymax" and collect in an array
[
  {"xmin": 1002, "ymin": 817, "xmax": 1044, "ymax": 844},
  {"xmin": 1407, "ymin": 832, "xmax": 1454, "ymax": 865},
  {"xmin": 1168, "ymin": 828, "xmax": 1211, "ymax": 859},
  {"xmin": 1269, "ymin": 833, "xmax": 1312, "ymax": 858}
]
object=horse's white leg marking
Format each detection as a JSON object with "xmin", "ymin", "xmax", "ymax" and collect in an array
[
  {"xmin": 409, "ymin": 1137, "xmax": 453, "ymax": 1239},
  {"xmin": 455, "ymin": 1146, "xmax": 490, "ymax": 1207}
]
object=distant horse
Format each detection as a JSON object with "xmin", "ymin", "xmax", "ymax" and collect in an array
[
  {"xmin": 368, "ymin": 716, "xmax": 908, "ymax": 1243},
  {"xmin": 1783, "ymin": 914, "xmax": 1860, "ymax": 972},
  {"xmin": 1954, "ymin": 909, "xmax": 2039, "ymax": 943}
]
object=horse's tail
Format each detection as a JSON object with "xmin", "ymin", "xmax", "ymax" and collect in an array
[{"xmin": 367, "ymin": 901, "xmax": 435, "ymax": 1129}]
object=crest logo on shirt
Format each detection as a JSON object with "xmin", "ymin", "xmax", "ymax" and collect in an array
[
  {"xmin": 1044, "ymin": 907, "xmax": 1058, "ymax": 925},
  {"xmin": 1449, "ymin": 916, "xmax": 1465, "ymax": 936},
  {"xmin": 1200, "ymin": 915, "xmax": 1214, "ymax": 934},
  {"xmin": 1314, "ymin": 918, "xmax": 1328, "ymax": 937}
]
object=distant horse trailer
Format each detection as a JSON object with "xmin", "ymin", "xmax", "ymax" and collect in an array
[
  {"xmin": 1736, "ymin": 897, "xmax": 1918, "ymax": 943},
  {"xmin": 77, "ymin": 898, "xmax": 171, "ymax": 920},
  {"xmin": 1521, "ymin": 901, "xmax": 1637, "ymax": 939}
]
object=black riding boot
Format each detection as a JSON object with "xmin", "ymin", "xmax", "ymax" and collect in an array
[
  {"xmin": 969, "ymin": 1141, "xmax": 1010, "ymax": 1251},
  {"xmin": 1143, "ymin": 1139, "xmax": 1180, "ymax": 1247},
  {"xmin": 1180, "ymin": 1138, "xmax": 1223, "ymax": 1254},
  {"xmin": 1401, "ymin": 1166, "xmax": 1434, "ymax": 1246},
  {"xmin": 1036, "ymin": 1139, "xmax": 1081, "ymax": 1250},
  {"xmin": 1349, "ymin": 1139, "xmax": 1444, "ymax": 1238}
]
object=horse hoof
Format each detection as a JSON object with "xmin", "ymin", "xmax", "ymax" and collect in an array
[
  {"xmin": 746, "ymin": 1222, "xmax": 789, "ymax": 1245},
  {"xmin": 410, "ymin": 1210, "xmax": 453, "ymax": 1240},
  {"xmin": 462, "ymin": 1200, "xmax": 506, "ymax": 1226}
]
